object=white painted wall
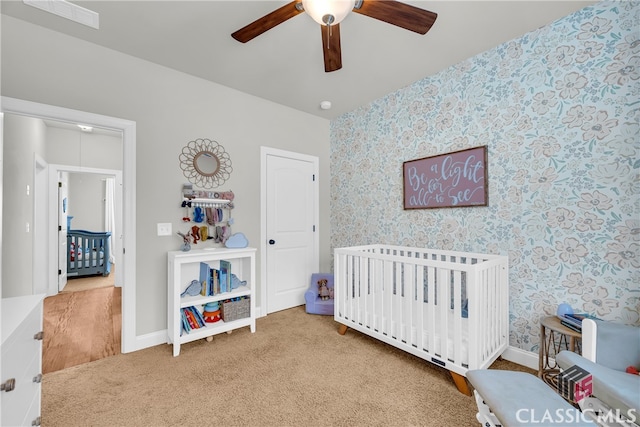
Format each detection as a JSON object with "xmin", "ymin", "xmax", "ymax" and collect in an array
[
  {"xmin": 1, "ymin": 114, "xmax": 46, "ymax": 297},
  {"xmin": 67, "ymin": 173, "xmax": 106, "ymax": 232},
  {"xmin": 1, "ymin": 15, "xmax": 331, "ymax": 336},
  {"xmin": 46, "ymin": 127, "xmax": 122, "ymax": 170}
]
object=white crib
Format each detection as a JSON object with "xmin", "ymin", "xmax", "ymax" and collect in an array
[{"xmin": 334, "ymin": 244, "xmax": 509, "ymax": 395}]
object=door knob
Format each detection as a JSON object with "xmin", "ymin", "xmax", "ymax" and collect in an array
[
  {"xmin": 268, "ymin": 239, "xmax": 275, "ymax": 245},
  {"xmin": 1, "ymin": 378, "xmax": 16, "ymax": 392}
]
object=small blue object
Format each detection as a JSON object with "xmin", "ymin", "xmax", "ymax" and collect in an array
[
  {"xmin": 204, "ymin": 301, "xmax": 219, "ymax": 311},
  {"xmin": 556, "ymin": 303, "xmax": 573, "ymax": 319},
  {"xmin": 225, "ymin": 233, "xmax": 248, "ymax": 248},
  {"xmin": 180, "ymin": 280, "xmax": 202, "ymax": 297},
  {"xmin": 193, "ymin": 207, "xmax": 205, "ymax": 223},
  {"xmin": 230, "ymin": 273, "xmax": 247, "ymax": 289}
]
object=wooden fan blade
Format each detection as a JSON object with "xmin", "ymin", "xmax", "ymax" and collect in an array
[
  {"xmin": 231, "ymin": 1, "xmax": 303, "ymax": 43},
  {"xmin": 353, "ymin": 0, "xmax": 437, "ymax": 35},
  {"xmin": 321, "ymin": 24, "xmax": 342, "ymax": 72}
]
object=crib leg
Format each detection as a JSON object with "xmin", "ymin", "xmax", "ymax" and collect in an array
[
  {"xmin": 338, "ymin": 324, "xmax": 349, "ymax": 335},
  {"xmin": 450, "ymin": 372, "xmax": 472, "ymax": 396}
]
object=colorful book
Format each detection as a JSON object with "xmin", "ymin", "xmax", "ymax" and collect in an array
[
  {"xmin": 183, "ymin": 308, "xmax": 197, "ymax": 330},
  {"xmin": 182, "ymin": 307, "xmax": 207, "ymax": 330},
  {"xmin": 181, "ymin": 312, "xmax": 190, "ymax": 334},
  {"xmin": 181, "ymin": 310, "xmax": 193, "ymax": 333},
  {"xmin": 192, "ymin": 306, "xmax": 207, "ymax": 327}
]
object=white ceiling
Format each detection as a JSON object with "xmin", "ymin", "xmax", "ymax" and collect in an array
[{"xmin": 1, "ymin": 0, "xmax": 597, "ymax": 119}]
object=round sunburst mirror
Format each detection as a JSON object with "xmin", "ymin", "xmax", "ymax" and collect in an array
[{"xmin": 179, "ymin": 138, "xmax": 232, "ymax": 189}]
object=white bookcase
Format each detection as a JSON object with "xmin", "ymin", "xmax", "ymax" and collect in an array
[{"xmin": 167, "ymin": 248, "xmax": 256, "ymax": 356}]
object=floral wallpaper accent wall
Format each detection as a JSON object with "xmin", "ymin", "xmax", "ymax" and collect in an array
[{"xmin": 330, "ymin": 1, "xmax": 639, "ymax": 353}]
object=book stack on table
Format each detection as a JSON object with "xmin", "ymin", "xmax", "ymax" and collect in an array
[{"xmin": 559, "ymin": 313, "xmax": 598, "ymax": 333}]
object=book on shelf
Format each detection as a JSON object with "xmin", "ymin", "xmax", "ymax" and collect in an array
[
  {"xmin": 181, "ymin": 306, "xmax": 206, "ymax": 334},
  {"xmin": 199, "ymin": 262, "xmax": 227, "ymax": 296},
  {"xmin": 213, "ymin": 268, "xmax": 220, "ymax": 295},
  {"xmin": 199, "ymin": 262, "xmax": 211, "ymax": 296},
  {"xmin": 219, "ymin": 260, "xmax": 231, "ymax": 293}
]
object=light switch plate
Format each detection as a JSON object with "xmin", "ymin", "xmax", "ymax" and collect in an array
[{"xmin": 157, "ymin": 223, "xmax": 172, "ymax": 236}]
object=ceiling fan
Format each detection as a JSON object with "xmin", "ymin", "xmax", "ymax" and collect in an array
[{"xmin": 231, "ymin": 0, "xmax": 437, "ymax": 73}]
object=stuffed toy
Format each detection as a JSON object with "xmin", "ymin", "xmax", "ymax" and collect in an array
[
  {"xmin": 318, "ymin": 279, "xmax": 330, "ymax": 300},
  {"xmin": 626, "ymin": 366, "xmax": 639, "ymax": 375}
]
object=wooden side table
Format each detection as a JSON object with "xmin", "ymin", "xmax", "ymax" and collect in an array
[{"xmin": 539, "ymin": 315, "xmax": 582, "ymax": 390}]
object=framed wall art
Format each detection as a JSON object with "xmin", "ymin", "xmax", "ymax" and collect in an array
[{"xmin": 403, "ymin": 146, "xmax": 488, "ymax": 209}]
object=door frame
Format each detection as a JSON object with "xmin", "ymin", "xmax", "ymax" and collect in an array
[
  {"xmin": 260, "ymin": 146, "xmax": 319, "ymax": 317},
  {"xmin": 33, "ymin": 154, "xmax": 49, "ymax": 295},
  {"xmin": 48, "ymin": 165, "xmax": 123, "ymax": 293},
  {"xmin": 0, "ymin": 96, "xmax": 138, "ymax": 353}
]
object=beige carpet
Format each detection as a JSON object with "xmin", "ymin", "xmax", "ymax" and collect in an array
[{"xmin": 42, "ymin": 306, "xmax": 534, "ymax": 427}]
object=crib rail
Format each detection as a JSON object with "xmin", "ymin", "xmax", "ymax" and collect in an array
[{"xmin": 334, "ymin": 244, "xmax": 508, "ymax": 377}]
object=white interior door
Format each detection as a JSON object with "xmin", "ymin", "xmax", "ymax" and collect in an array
[
  {"xmin": 265, "ymin": 151, "xmax": 318, "ymax": 314},
  {"xmin": 58, "ymin": 171, "xmax": 68, "ymax": 291}
]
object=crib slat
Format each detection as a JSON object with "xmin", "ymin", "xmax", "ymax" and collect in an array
[
  {"xmin": 426, "ymin": 266, "xmax": 436, "ymax": 357},
  {"xmin": 415, "ymin": 265, "xmax": 424, "ymax": 351},
  {"xmin": 452, "ymin": 269, "xmax": 462, "ymax": 366},
  {"xmin": 373, "ymin": 257, "xmax": 383, "ymax": 332}
]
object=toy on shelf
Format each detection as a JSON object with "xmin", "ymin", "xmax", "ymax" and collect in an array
[
  {"xmin": 230, "ymin": 273, "xmax": 247, "ymax": 289},
  {"xmin": 202, "ymin": 301, "xmax": 221, "ymax": 323},
  {"xmin": 177, "ymin": 231, "xmax": 192, "ymax": 252},
  {"xmin": 180, "ymin": 280, "xmax": 201, "ymax": 297}
]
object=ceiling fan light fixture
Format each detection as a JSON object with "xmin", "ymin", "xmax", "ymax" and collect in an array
[{"xmin": 302, "ymin": 0, "xmax": 355, "ymax": 26}]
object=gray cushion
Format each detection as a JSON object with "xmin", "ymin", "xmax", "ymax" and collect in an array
[
  {"xmin": 467, "ymin": 369, "xmax": 594, "ymax": 426},
  {"xmin": 592, "ymin": 320, "xmax": 640, "ymax": 371},
  {"xmin": 557, "ymin": 350, "xmax": 640, "ymax": 422}
]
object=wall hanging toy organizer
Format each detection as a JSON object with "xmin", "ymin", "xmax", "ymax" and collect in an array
[{"xmin": 180, "ymin": 189, "xmax": 235, "ymax": 246}]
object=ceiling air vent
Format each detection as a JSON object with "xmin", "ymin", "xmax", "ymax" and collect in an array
[{"xmin": 23, "ymin": 0, "xmax": 99, "ymax": 29}]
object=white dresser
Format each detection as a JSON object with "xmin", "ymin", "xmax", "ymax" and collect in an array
[{"xmin": 1, "ymin": 294, "xmax": 45, "ymax": 427}]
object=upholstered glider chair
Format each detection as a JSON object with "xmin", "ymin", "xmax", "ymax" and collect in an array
[
  {"xmin": 304, "ymin": 273, "xmax": 334, "ymax": 315},
  {"xmin": 466, "ymin": 318, "xmax": 640, "ymax": 427},
  {"xmin": 556, "ymin": 319, "xmax": 640, "ymax": 426}
]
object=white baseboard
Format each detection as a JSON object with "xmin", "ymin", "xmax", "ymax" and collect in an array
[
  {"xmin": 256, "ymin": 304, "xmax": 267, "ymax": 318},
  {"xmin": 501, "ymin": 345, "xmax": 539, "ymax": 371},
  {"xmin": 126, "ymin": 330, "xmax": 168, "ymax": 353}
]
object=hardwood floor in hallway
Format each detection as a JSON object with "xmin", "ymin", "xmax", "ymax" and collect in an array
[{"xmin": 42, "ymin": 285, "xmax": 121, "ymax": 374}]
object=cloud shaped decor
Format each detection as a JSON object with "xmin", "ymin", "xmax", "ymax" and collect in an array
[{"xmin": 225, "ymin": 232, "xmax": 248, "ymax": 248}]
